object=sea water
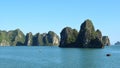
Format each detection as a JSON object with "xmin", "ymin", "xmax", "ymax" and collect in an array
[{"xmin": 0, "ymin": 45, "xmax": 120, "ymax": 68}]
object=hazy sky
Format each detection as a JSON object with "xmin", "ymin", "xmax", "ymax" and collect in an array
[{"xmin": 0, "ymin": 0, "xmax": 120, "ymax": 44}]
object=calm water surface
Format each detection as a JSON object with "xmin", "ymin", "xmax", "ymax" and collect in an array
[{"xmin": 0, "ymin": 45, "xmax": 120, "ymax": 68}]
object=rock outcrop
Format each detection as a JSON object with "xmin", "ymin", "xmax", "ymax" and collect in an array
[
  {"xmin": 0, "ymin": 19, "xmax": 110, "ymax": 47},
  {"xmin": 0, "ymin": 29, "xmax": 59, "ymax": 46},
  {"xmin": 24, "ymin": 32, "xmax": 33, "ymax": 46},
  {"xmin": 8, "ymin": 29, "xmax": 25, "ymax": 46},
  {"xmin": 46, "ymin": 31, "xmax": 59, "ymax": 45},
  {"xmin": 32, "ymin": 33, "xmax": 44, "ymax": 46},
  {"xmin": 0, "ymin": 29, "xmax": 25, "ymax": 46},
  {"xmin": 33, "ymin": 31, "xmax": 59, "ymax": 46},
  {"xmin": 102, "ymin": 36, "xmax": 110, "ymax": 46},
  {"xmin": 115, "ymin": 41, "xmax": 120, "ymax": 45},
  {"xmin": 0, "ymin": 31, "xmax": 10, "ymax": 46},
  {"xmin": 59, "ymin": 19, "xmax": 109, "ymax": 48},
  {"xmin": 59, "ymin": 27, "xmax": 78, "ymax": 47},
  {"xmin": 77, "ymin": 19, "xmax": 104, "ymax": 48}
]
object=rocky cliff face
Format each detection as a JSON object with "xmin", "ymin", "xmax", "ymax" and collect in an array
[
  {"xmin": 9, "ymin": 29, "xmax": 25, "ymax": 46},
  {"xmin": 59, "ymin": 27, "xmax": 78, "ymax": 47},
  {"xmin": 24, "ymin": 32, "xmax": 33, "ymax": 46},
  {"xmin": 0, "ymin": 29, "xmax": 59, "ymax": 46},
  {"xmin": 0, "ymin": 31, "xmax": 10, "ymax": 46},
  {"xmin": 77, "ymin": 19, "xmax": 104, "ymax": 48},
  {"xmin": 0, "ymin": 29, "xmax": 25, "ymax": 46},
  {"xmin": 46, "ymin": 31, "xmax": 59, "ymax": 45},
  {"xmin": 102, "ymin": 36, "xmax": 110, "ymax": 46},
  {"xmin": 32, "ymin": 31, "xmax": 59, "ymax": 46},
  {"xmin": 59, "ymin": 19, "xmax": 109, "ymax": 48},
  {"xmin": 32, "ymin": 33, "xmax": 44, "ymax": 45},
  {"xmin": 77, "ymin": 19, "xmax": 96, "ymax": 47}
]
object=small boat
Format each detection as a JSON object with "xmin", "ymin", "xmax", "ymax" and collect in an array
[{"xmin": 106, "ymin": 54, "xmax": 111, "ymax": 56}]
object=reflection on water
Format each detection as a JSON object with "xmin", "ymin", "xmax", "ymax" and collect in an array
[{"xmin": 0, "ymin": 45, "xmax": 120, "ymax": 68}]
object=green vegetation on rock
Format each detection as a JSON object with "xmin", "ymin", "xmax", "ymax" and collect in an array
[
  {"xmin": 0, "ymin": 19, "xmax": 110, "ymax": 47},
  {"xmin": 0, "ymin": 29, "xmax": 59, "ymax": 46},
  {"xmin": 59, "ymin": 27, "xmax": 78, "ymax": 47},
  {"xmin": 0, "ymin": 31, "xmax": 10, "ymax": 46},
  {"xmin": 102, "ymin": 36, "xmax": 110, "ymax": 46},
  {"xmin": 0, "ymin": 29, "xmax": 25, "ymax": 46},
  {"xmin": 24, "ymin": 32, "xmax": 33, "ymax": 46},
  {"xmin": 59, "ymin": 19, "xmax": 110, "ymax": 48}
]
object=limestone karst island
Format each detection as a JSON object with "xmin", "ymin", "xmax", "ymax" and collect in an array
[{"xmin": 0, "ymin": 19, "xmax": 110, "ymax": 48}]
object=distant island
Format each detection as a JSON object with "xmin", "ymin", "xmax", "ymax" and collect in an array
[
  {"xmin": 115, "ymin": 41, "xmax": 120, "ymax": 45},
  {"xmin": 0, "ymin": 19, "xmax": 110, "ymax": 48}
]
